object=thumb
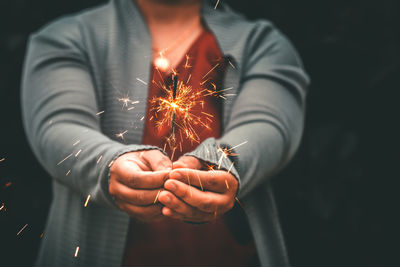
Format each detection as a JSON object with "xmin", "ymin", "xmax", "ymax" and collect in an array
[
  {"xmin": 172, "ymin": 156, "xmax": 203, "ymax": 170},
  {"xmin": 140, "ymin": 150, "xmax": 172, "ymax": 171}
]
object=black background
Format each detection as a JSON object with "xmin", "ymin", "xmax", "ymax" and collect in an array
[{"xmin": 0, "ymin": 0, "xmax": 399, "ymax": 266}]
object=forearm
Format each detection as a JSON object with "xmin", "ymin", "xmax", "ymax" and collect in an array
[{"xmin": 187, "ymin": 77, "xmax": 305, "ymax": 198}]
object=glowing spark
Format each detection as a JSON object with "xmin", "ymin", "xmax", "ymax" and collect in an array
[
  {"xmin": 225, "ymin": 179, "xmax": 230, "ymax": 189},
  {"xmin": 115, "ymin": 130, "xmax": 128, "ymax": 141},
  {"xmin": 194, "ymin": 170, "xmax": 203, "ymax": 191},
  {"xmin": 228, "ymin": 60, "xmax": 236, "ymax": 69},
  {"xmin": 96, "ymin": 110, "xmax": 105, "ymax": 116},
  {"xmin": 96, "ymin": 155, "xmax": 103, "ymax": 164},
  {"xmin": 66, "ymin": 170, "xmax": 71, "ymax": 176},
  {"xmin": 84, "ymin": 195, "xmax": 91, "ymax": 207},
  {"xmin": 153, "ymin": 190, "xmax": 161, "ymax": 204},
  {"xmin": 216, "ymin": 141, "xmax": 247, "ymax": 169},
  {"xmin": 186, "ymin": 74, "xmax": 192, "ymax": 84},
  {"xmin": 0, "ymin": 157, "xmax": 4, "ymax": 162},
  {"xmin": 0, "ymin": 203, "xmax": 5, "ymax": 211},
  {"xmin": 235, "ymin": 196, "xmax": 244, "ymax": 209},
  {"xmin": 75, "ymin": 149, "xmax": 82, "ymax": 157},
  {"xmin": 73, "ymin": 140, "xmax": 80, "ymax": 146},
  {"xmin": 214, "ymin": 0, "xmax": 220, "ymax": 9},
  {"xmin": 136, "ymin": 78, "xmax": 148, "ymax": 85},
  {"xmin": 184, "ymin": 55, "xmax": 192, "ymax": 69},
  {"xmin": 227, "ymin": 162, "xmax": 234, "ymax": 174},
  {"xmin": 201, "ymin": 111, "xmax": 214, "ymax": 118},
  {"xmin": 202, "ymin": 63, "xmax": 219, "ymax": 80},
  {"xmin": 17, "ymin": 224, "xmax": 28, "ymax": 236},
  {"xmin": 127, "ymin": 107, "xmax": 134, "ymax": 111},
  {"xmin": 206, "ymin": 163, "xmax": 215, "ymax": 171},
  {"xmin": 74, "ymin": 246, "xmax": 80, "ymax": 258},
  {"xmin": 57, "ymin": 153, "xmax": 73, "ymax": 165},
  {"xmin": 108, "ymin": 160, "xmax": 115, "ymax": 168},
  {"xmin": 117, "ymin": 97, "xmax": 132, "ymax": 109},
  {"xmin": 150, "ymin": 75, "xmax": 213, "ymax": 150}
]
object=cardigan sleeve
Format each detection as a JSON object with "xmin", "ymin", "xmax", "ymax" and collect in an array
[
  {"xmin": 21, "ymin": 17, "xmax": 160, "ymax": 209},
  {"xmin": 186, "ymin": 21, "xmax": 309, "ymax": 198}
]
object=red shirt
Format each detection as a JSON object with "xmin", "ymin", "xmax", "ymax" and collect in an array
[{"xmin": 123, "ymin": 28, "xmax": 256, "ymax": 267}]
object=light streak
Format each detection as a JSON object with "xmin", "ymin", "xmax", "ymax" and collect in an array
[
  {"xmin": 57, "ymin": 153, "xmax": 73, "ymax": 166},
  {"xmin": 40, "ymin": 233, "xmax": 44, "ymax": 238},
  {"xmin": 115, "ymin": 130, "xmax": 128, "ymax": 141},
  {"xmin": 74, "ymin": 246, "xmax": 80, "ymax": 258},
  {"xmin": 16, "ymin": 224, "xmax": 28, "ymax": 236},
  {"xmin": 136, "ymin": 78, "xmax": 148, "ymax": 85},
  {"xmin": 225, "ymin": 179, "xmax": 230, "ymax": 189},
  {"xmin": 216, "ymin": 141, "xmax": 247, "ymax": 169},
  {"xmin": 5, "ymin": 182, "xmax": 12, "ymax": 188},
  {"xmin": 202, "ymin": 63, "xmax": 219, "ymax": 80},
  {"xmin": 214, "ymin": 0, "xmax": 220, "ymax": 9},
  {"xmin": 0, "ymin": 203, "xmax": 5, "ymax": 211},
  {"xmin": 96, "ymin": 110, "xmax": 105, "ymax": 116},
  {"xmin": 235, "ymin": 196, "xmax": 244, "ymax": 209},
  {"xmin": 84, "ymin": 195, "xmax": 91, "ymax": 207},
  {"xmin": 75, "ymin": 149, "xmax": 82, "ymax": 157},
  {"xmin": 0, "ymin": 157, "xmax": 5, "ymax": 162},
  {"xmin": 73, "ymin": 140, "xmax": 80, "ymax": 146},
  {"xmin": 66, "ymin": 170, "xmax": 71, "ymax": 176},
  {"xmin": 96, "ymin": 155, "xmax": 103, "ymax": 164},
  {"xmin": 227, "ymin": 162, "xmax": 234, "ymax": 174},
  {"xmin": 228, "ymin": 60, "xmax": 236, "ymax": 69},
  {"xmin": 108, "ymin": 160, "xmax": 115, "ymax": 168},
  {"xmin": 140, "ymin": 116, "xmax": 145, "ymax": 121},
  {"xmin": 150, "ymin": 74, "xmax": 213, "ymax": 151},
  {"xmin": 153, "ymin": 190, "xmax": 161, "ymax": 204}
]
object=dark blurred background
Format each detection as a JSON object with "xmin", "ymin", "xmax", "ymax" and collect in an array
[{"xmin": 0, "ymin": 0, "xmax": 399, "ymax": 266}]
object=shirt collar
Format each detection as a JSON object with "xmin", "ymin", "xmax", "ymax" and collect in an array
[{"xmin": 116, "ymin": 0, "xmax": 243, "ymax": 68}]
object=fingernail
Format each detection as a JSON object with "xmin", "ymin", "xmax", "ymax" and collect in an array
[
  {"xmin": 163, "ymin": 195, "xmax": 171, "ymax": 203},
  {"xmin": 165, "ymin": 180, "xmax": 177, "ymax": 191},
  {"xmin": 169, "ymin": 170, "xmax": 181, "ymax": 180}
]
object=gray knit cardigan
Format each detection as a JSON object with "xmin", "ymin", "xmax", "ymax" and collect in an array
[{"xmin": 21, "ymin": 0, "xmax": 309, "ymax": 266}]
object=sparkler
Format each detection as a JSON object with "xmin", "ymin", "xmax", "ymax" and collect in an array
[
  {"xmin": 16, "ymin": 224, "xmax": 28, "ymax": 236},
  {"xmin": 216, "ymin": 141, "xmax": 247, "ymax": 169},
  {"xmin": 150, "ymin": 72, "xmax": 218, "ymax": 153},
  {"xmin": 74, "ymin": 246, "xmax": 80, "ymax": 258},
  {"xmin": 84, "ymin": 195, "xmax": 91, "ymax": 207}
]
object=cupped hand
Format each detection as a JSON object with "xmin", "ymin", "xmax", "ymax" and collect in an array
[
  {"xmin": 109, "ymin": 150, "xmax": 172, "ymax": 222},
  {"xmin": 158, "ymin": 156, "xmax": 238, "ymax": 223}
]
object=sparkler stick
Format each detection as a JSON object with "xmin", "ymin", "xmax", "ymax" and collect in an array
[{"xmin": 171, "ymin": 74, "xmax": 178, "ymax": 137}]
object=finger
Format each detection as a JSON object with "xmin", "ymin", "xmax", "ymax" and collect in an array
[
  {"xmin": 164, "ymin": 179, "xmax": 233, "ymax": 213},
  {"xmin": 140, "ymin": 150, "xmax": 172, "ymax": 171},
  {"xmin": 111, "ymin": 182, "xmax": 162, "ymax": 206},
  {"xmin": 118, "ymin": 170, "xmax": 170, "ymax": 189},
  {"xmin": 172, "ymin": 156, "xmax": 203, "ymax": 170},
  {"xmin": 169, "ymin": 168, "xmax": 235, "ymax": 193},
  {"xmin": 162, "ymin": 207, "xmax": 214, "ymax": 223},
  {"xmin": 116, "ymin": 200, "xmax": 163, "ymax": 222},
  {"xmin": 158, "ymin": 191, "xmax": 212, "ymax": 218}
]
